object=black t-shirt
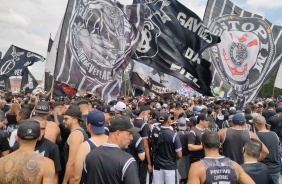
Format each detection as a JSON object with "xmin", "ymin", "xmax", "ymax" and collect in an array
[
  {"xmin": 84, "ymin": 143, "xmax": 140, "ymax": 184},
  {"xmin": 268, "ymin": 115, "xmax": 282, "ymax": 138},
  {"xmin": 177, "ymin": 130, "xmax": 189, "ymax": 156},
  {"xmin": 151, "ymin": 126, "xmax": 182, "ymax": 170},
  {"xmin": 188, "ymin": 126, "xmax": 209, "ymax": 163},
  {"xmin": 241, "ymin": 162, "xmax": 269, "ymax": 184},
  {"xmin": 11, "ymin": 138, "xmax": 61, "ymax": 172},
  {"xmin": 256, "ymin": 131, "xmax": 281, "ymax": 173},
  {"xmin": 262, "ymin": 109, "xmax": 276, "ymax": 124},
  {"xmin": 133, "ymin": 118, "xmax": 149, "ymax": 139},
  {"xmin": 124, "ymin": 132, "xmax": 145, "ymax": 162},
  {"xmin": 0, "ymin": 129, "xmax": 10, "ymax": 152}
]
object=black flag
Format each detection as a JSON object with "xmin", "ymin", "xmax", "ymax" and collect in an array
[
  {"xmin": 0, "ymin": 79, "xmax": 11, "ymax": 92},
  {"xmin": 203, "ymin": 0, "xmax": 282, "ymax": 109},
  {"xmin": 0, "ymin": 45, "xmax": 44, "ymax": 80},
  {"xmin": 132, "ymin": 0, "xmax": 221, "ymax": 95},
  {"xmin": 54, "ymin": 0, "xmax": 144, "ymax": 102},
  {"xmin": 131, "ymin": 60, "xmax": 182, "ymax": 96},
  {"xmin": 20, "ymin": 68, "xmax": 38, "ymax": 93}
]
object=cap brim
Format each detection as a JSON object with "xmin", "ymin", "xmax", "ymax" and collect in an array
[
  {"xmin": 91, "ymin": 126, "xmax": 105, "ymax": 134},
  {"xmin": 34, "ymin": 109, "xmax": 49, "ymax": 114},
  {"xmin": 127, "ymin": 127, "xmax": 141, "ymax": 133}
]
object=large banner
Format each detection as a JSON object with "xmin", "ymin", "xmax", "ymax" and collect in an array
[
  {"xmin": 0, "ymin": 79, "xmax": 11, "ymax": 91},
  {"xmin": 54, "ymin": 0, "xmax": 144, "ymax": 102},
  {"xmin": 0, "ymin": 45, "xmax": 44, "ymax": 80},
  {"xmin": 132, "ymin": 0, "xmax": 221, "ymax": 96},
  {"xmin": 131, "ymin": 60, "xmax": 182, "ymax": 96},
  {"xmin": 203, "ymin": 0, "xmax": 282, "ymax": 109},
  {"xmin": 20, "ymin": 68, "xmax": 38, "ymax": 93}
]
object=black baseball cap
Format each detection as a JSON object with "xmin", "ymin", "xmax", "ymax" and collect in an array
[
  {"xmin": 139, "ymin": 105, "xmax": 150, "ymax": 112},
  {"xmin": 100, "ymin": 105, "xmax": 116, "ymax": 114},
  {"xmin": 34, "ymin": 101, "xmax": 50, "ymax": 114},
  {"xmin": 108, "ymin": 116, "xmax": 140, "ymax": 133},
  {"xmin": 17, "ymin": 119, "xmax": 40, "ymax": 140},
  {"xmin": 65, "ymin": 105, "xmax": 82, "ymax": 121},
  {"xmin": 158, "ymin": 111, "xmax": 170, "ymax": 123}
]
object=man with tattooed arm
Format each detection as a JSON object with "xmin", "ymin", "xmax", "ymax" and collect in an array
[{"xmin": 0, "ymin": 119, "xmax": 55, "ymax": 184}]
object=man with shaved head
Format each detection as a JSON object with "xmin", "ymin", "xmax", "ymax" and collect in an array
[{"xmin": 254, "ymin": 115, "xmax": 281, "ymax": 184}]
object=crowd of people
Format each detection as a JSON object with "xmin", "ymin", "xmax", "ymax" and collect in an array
[{"xmin": 0, "ymin": 90, "xmax": 281, "ymax": 184}]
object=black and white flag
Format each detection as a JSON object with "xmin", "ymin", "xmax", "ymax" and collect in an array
[
  {"xmin": 20, "ymin": 68, "xmax": 38, "ymax": 93},
  {"xmin": 131, "ymin": 60, "xmax": 182, "ymax": 96},
  {"xmin": 0, "ymin": 45, "xmax": 44, "ymax": 80},
  {"xmin": 132, "ymin": 0, "xmax": 221, "ymax": 96},
  {"xmin": 0, "ymin": 79, "xmax": 11, "ymax": 91},
  {"xmin": 203, "ymin": 0, "xmax": 282, "ymax": 109},
  {"xmin": 54, "ymin": 0, "xmax": 144, "ymax": 102}
]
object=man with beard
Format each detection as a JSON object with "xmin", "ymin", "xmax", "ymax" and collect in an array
[{"xmin": 84, "ymin": 116, "xmax": 141, "ymax": 184}]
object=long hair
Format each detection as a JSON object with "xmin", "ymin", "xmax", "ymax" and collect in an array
[{"xmin": 6, "ymin": 102, "xmax": 21, "ymax": 115}]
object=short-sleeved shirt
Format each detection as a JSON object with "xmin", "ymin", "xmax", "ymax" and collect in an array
[
  {"xmin": 84, "ymin": 143, "xmax": 140, "ymax": 184},
  {"xmin": 133, "ymin": 118, "xmax": 149, "ymax": 139},
  {"xmin": 11, "ymin": 138, "xmax": 61, "ymax": 172},
  {"xmin": 124, "ymin": 132, "xmax": 145, "ymax": 162},
  {"xmin": 151, "ymin": 126, "xmax": 182, "ymax": 170},
  {"xmin": 188, "ymin": 126, "xmax": 209, "ymax": 162},
  {"xmin": 241, "ymin": 162, "xmax": 269, "ymax": 184},
  {"xmin": 177, "ymin": 130, "xmax": 189, "ymax": 156}
]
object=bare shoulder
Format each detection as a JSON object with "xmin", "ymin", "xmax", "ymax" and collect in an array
[
  {"xmin": 42, "ymin": 157, "xmax": 55, "ymax": 183},
  {"xmin": 188, "ymin": 161, "xmax": 205, "ymax": 184}
]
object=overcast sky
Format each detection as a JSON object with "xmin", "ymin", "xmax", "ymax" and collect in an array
[{"xmin": 0, "ymin": 0, "xmax": 282, "ymax": 80}]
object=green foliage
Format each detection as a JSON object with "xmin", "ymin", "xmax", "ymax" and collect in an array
[{"xmin": 258, "ymin": 69, "xmax": 282, "ymax": 98}]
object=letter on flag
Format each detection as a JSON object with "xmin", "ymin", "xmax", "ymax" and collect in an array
[
  {"xmin": 54, "ymin": 0, "xmax": 144, "ymax": 102},
  {"xmin": 203, "ymin": 0, "xmax": 282, "ymax": 109},
  {"xmin": 0, "ymin": 45, "xmax": 44, "ymax": 80},
  {"xmin": 132, "ymin": 0, "xmax": 221, "ymax": 96}
]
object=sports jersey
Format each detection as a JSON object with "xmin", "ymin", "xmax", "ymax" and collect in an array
[
  {"xmin": 202, "ymin": 157, "xmax": 238, "ymax": 184},
  {"xmin": 124, "ymin": 132, "xmax": 145, "ymax": 162},
  {"xmin": 133, "ymin": 118, "xmax": 149, "ymax": 139},
  {"xmin": 241, "ymin": 162, "xmax": 269, "ymax": 184},
  {"xmin": 84, "ymin": 143, "xmax": 140, "ymax": 184}
]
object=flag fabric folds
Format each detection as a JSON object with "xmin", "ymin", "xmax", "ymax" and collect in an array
[
  {"xmin": 203, "ymin": 0, "xmax": 282, "ymax": 109},
  {"xmin": 54, "ymin": 0, "xmax": 144, "ymax": 102},
  {"xmin": 20, "ymin": 68, "xmax": 38, "ymax": 93},
  {"xmin": 131, "ymin": 60, "xmax": 182, "ymax": 96},
  {"xmin": 0, "ymin": 45, "xmax": 44, "ymax": 80},
  {"xmin": 132, "ymin": 0, "xmax": 221, "ymax": 96}
]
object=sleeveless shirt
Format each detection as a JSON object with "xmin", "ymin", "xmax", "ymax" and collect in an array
[
  {"xmin": 202, "ymin": 157, "xmax": 238, "ymax": 184},
  {"xmin": 222, "ymin": 128, "xmax": 250, "ymax": 164}
]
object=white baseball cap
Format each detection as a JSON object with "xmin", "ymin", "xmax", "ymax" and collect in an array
[{"xmin": 114, "ymin": 101, "xmax": 126, "ymax": 112}]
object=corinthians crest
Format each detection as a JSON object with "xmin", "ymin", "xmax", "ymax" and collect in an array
[
  {"xmin": 209, "ymin": 15, "xmax": 275, "ymax": 87},
  {"xmin": 69, "ymin": 0, "xmax": 134, "ymax": 83}
]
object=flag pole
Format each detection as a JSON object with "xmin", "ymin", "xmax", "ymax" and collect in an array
[
  {"xmin": 50, "ymin": 77, "xmax": 54, "ymax": 101},
  {"xmin": 272, "ymin": 86, "xmax": 275, "ymax": 98},
  {"xmin": 124, "ymin": 70, "xmax": 126, "ymax": 97}
]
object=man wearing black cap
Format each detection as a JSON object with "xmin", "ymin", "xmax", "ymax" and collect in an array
[
  {"xmin": 188, "ymin": 113, "xmax": 210, "ymax": 163},
  {"xmin": 71, "ymin": 110, "xmax": 108, "ymax": 184},
  {"xmin": 0, "ymin": 119, "xmax": 55, "ymax": 183},
  {"xmin": 151, "ymin": 111, "xmax": 182, "ymax": 184},
  {"xmin": 100, "ymin": 105, "xmax": 116, "ymax": 134},
  {"xmin": 188, "ymin": 131, "xmax": 254, "ymax": 184},
  {"xmin": 34, "ymin": 101, "xmax": 61, "ymax": 144},
  {"xmin": 62, "ymin": 105, "xmax": 89, "ymax": 184},
  {"xmin": 218, "ymin": 113, "xmax": 269, "ymax": 164},
  {"xmin": 133, "ymin": 105, "xmax": 152, "ymax": 184},
  {"xmin": 84, "ymin": 116, "xmax": 141, "ymax": 184}
]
